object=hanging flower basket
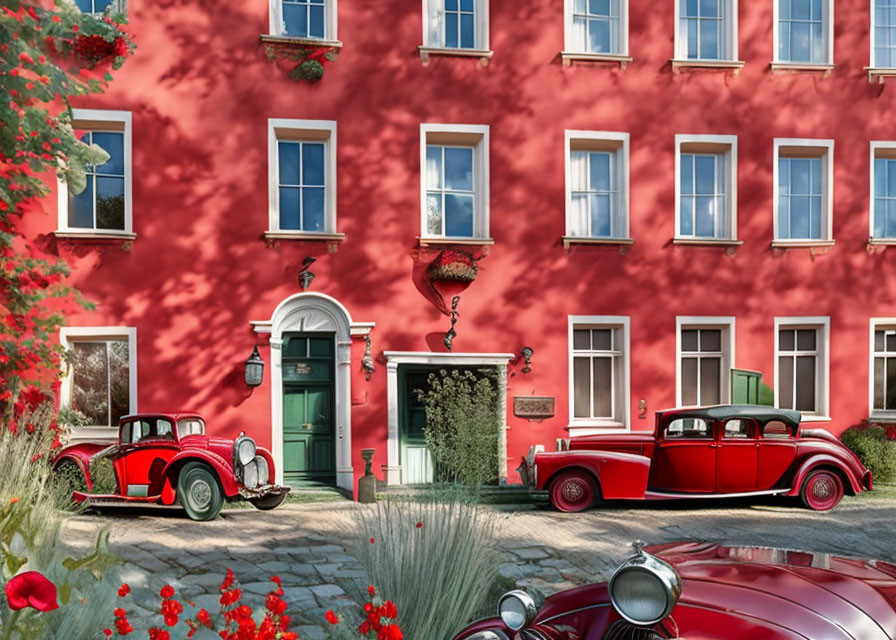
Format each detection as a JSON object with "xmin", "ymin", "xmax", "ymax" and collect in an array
[
  {"xmin": 262, "ymin": 39, "xmax": 338, "ymax": 83},
  {"xmin": 428, "ymin": 249, "xmax": 479, "ymax": 283}
]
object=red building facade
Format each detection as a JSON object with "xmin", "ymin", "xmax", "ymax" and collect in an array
[{"xmin": 25, "ymin": 0, "xmax": 896, "ymax": 495}]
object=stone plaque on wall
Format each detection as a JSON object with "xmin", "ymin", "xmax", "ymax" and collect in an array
[{"xmin": 513, "ymin": 396, "xmax": 555, "ymax": 419}]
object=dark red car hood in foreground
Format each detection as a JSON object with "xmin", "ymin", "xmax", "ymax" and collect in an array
[{"xmin": 456, "ymin": 542, "xmax": 896, "ymax": 640}]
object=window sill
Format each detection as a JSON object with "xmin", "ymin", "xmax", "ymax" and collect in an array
[
  {"xmin": 259, "ymin": 35, "xmax": 343, "ymax": 49},
  {"xmin": 566, "ymin": 422, "xmax": 630, "ymax": 435},
  {"xmin": 264, "ymin": 231, "xmax": 345, "ymax": 252},
  {"xmin": 868, "ymin": 238, "xmax": 896, "ymax": 245},
  {"xmin": 769, "ymin": 62, "xmax": 834, "ymax": 75},
  {"xmin": 865, "ymin": 67, "xmax": 896, "ymax": 83},
  {"xmin": 418, "ymin": 236, "xmax": 495, "ymax": 247},
  {"xmin": 419, "ymin": 46, "xmax": 493, "ymax": 66},
  {"xmin": 869, "ymin": 413, "xmax": 896, "ymax": 423},
  {"xmin": 672, "ymin": 237, "xmax": 742, "ymax": 246},
  {"xmin": 868, "ymin": 238, "xmax": 896, "ymax": 254},
  {"xmin": 562, "ymin": 236, "xmax": 633, "ymax": 254},
  {"xmin": 799, "ymin": 415, "xmax": 832, "ymax": 423},
  {"xmin": 54, "ymin": 230, "xmax": 136, "ymax": 242},
  {"xmin": 561, "ymin": 52, "xmax": 632, "ymax": 68},
  {"xmin": 64, "ymin": 426, "xmax": 119, "ymax": 444},
  {"xmin": 771, "ymin": 239, "xmax": 835, "ymax": 251},
  {"xmin": 671, "ymin": 58, "xmax": 745, "ymax": 74}
]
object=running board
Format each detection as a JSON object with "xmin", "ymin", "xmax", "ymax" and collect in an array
[
  {"xmin": 643, "ymin": 489, "xmax": 788, "ymax": 500},
  {"xmin": 73, "ymin": 491, "xmax": 161, "ymax": 505}
]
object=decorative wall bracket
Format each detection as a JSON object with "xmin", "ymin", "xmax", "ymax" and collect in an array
[
  {"xmin": 361, "ymin": 334, "xmax": 375, "ymax": 380},
  {"xmin": 444, "ymin": 295, "xmax": 461, "ymax": 351},
  {"xmin": 299, "ymin": 256, "xmax": 316, "ymax": 290}
]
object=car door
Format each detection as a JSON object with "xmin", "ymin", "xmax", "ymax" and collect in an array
[
  {"xmin": 715, "ymin": 418, "xmax": 759, "ymax": 493},
  {"xmin": 756, "ymin": 419, "xmax": 798, "ymax": 490},
  {"xmin": 116, "ymin": 418, "xmax": 179, "ymax": 497},
  {"xmin": 650, "ymin": 417, "xmax": 716, "ymax": 492}
]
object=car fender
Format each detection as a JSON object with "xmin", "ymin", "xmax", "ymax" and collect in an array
[
  {"xmin": 536, "ymin": 450, "xmax": 651, "ymax": 499},
  {"xmin": 52, "ymin": 452, "xmax": 95, "ymax": 491},
  {"xmin": 161, "ymin": 449, "xmax": 241, "ymax": 499},
  {"xmin": 784, "ymin": 454, "xmax": 863, "ymax": 496}
]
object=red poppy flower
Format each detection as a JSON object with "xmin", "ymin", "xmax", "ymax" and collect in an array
[
  {"xmin": 416, "ymin": 522, "xmax": 423, "ymax": 528},
  {"xmin": 325, "ymin": 610, "xmax": 339, "ymax": 625},
  {"xmin": 160, "ymin": 584, "xmax": 175, "ymax": 598},
  {"xmin": 103, "ymin": 630, "xmax": 112, "ymax": 637},
  {"xmin": 382, "ymin": 600, "xmax": 398, "ymax": 619},
  {"xmin": 367, "ymin": 585, "xmax": 377, "ymax": 597},
  {"xmin": 370, "ymin": 537, "xmax": 376, "ymax": 544},
  {"xmin": 378, "ymin": 623, "xmax": 404, "ymax": 640},
  {"xmin": 118, "ymin": 583, "xmax": 130, "ymax": 597},
  {"xmin": 4, "ymin": 571, "xmax": 59, "ymax": 612}
]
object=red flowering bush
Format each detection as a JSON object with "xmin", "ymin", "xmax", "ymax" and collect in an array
[
  {"xmin": 428, "ymin": 249, "xmax": 479, "ymax": 283},
  {"xmin": 0, "ymin": 1, "xmax": 134, "ymax": 427},
  {"xmin": 323, "ymin": 585, "xmax": 403, "ymax": 640}
]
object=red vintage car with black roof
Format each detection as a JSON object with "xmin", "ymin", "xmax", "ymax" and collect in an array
[
  {"xmin": 521, "ymin": 404, "xmax": 872, "ymax": 512},
  {"xmin": 52, "ymin": 412, "xmax": 289, "ymax": 521},
  {"xmin": 454, "ymin": 541, "xmax": 896, "ymax": 640}
]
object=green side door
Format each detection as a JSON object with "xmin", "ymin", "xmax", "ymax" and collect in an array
[
  {"xmin": 282, "ymin": 334, "xmax": 335, "ymax": 486},
  {"xmin": 399, "ymin": 368, "xmax": 433, "ymax": 484}
]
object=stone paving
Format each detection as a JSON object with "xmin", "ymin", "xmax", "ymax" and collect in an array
[{"xmin": 60, "ymin": 493, "xmax": 896, "ymax": 639}]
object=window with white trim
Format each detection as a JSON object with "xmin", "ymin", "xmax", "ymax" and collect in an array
[
  {"xmin": 569, "ymin": 317, "xmax": 630, "ymax": 427},
  {"xmin": 775, "ymin": 318, "xmax": 829, "ymax": 417},
  {"xmin": 60, "ymin": 327, "xmax": 137, "ymax": 435},
  {"xmin": 56, "ymin": 110, "xmax": 132, "ymax": 237},
  {"xmin": 566, "ymin": 0, "xmax": 627, "ymax": 54},
  {"xmin": 775, "ymin": 0, "xmax": 831, "ymax": 64},
  {"xmin": 872, "ymin": 143, "xmax": 896, "ymax": 239},
  {"xmin": 871, "ymin": 321, "xmax": 896, "ymax": 419},
  {"xmin": 675, "ymin": 135, "xmax": 737, "ymax": 241},
  {"xmin": 678, "ymin": 322, "xmax": 732, "ymax": 406},
  {"xmin": 422, "ymin": 0, "xmax": 489, "ymax": 50},
  {"xmin": 774, "ymin": 139, "xmax": 833, "ymax": 242},
  {"xmin": 676, "ymin": 0, "xmax": 737, "ymax": 61},
  {"xmin": 270, "ymin": 0, "xmax": 337, "ymax": 40},
  {"xmin": 267, "ymin": 119, "xmax": 337, "ymax": 235},
  {"xmin": 873, "ymin": 0, "xmax": 896, "ymax": 67},
  {"xmin": 566, "ymin": 131, "xmax": 629, "ymax": 240},
  {"xmin": 75, "ymin": 0, "xmax": 112, "ymax": 14},
  {"xmin": 421, "ymin": 124, "xmax": 489, "ymax": 240}
]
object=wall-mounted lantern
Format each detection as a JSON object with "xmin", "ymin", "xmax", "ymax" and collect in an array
[
  {"xmin": 361, "ymin": 334, "xmax": 375, "ymax": 380},
  {"xmin": 299, "ymin": 256, "xmax": 316, "ymax": 291},
  {"xmin": 521, "ymin": 346, "xmax": 534, "ymax": 373},
  {"xmin": 244, "ymin": 345, "xmax": 264, "ymax": 387}
]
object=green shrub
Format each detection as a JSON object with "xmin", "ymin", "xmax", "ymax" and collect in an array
[
  {"xmin": 352, "ymin": 492, "xmax": 502, "ymax": 640},
  {"xmin": 89, "ymin": 456, "xmax": 118, "ymax": 494},
  {"xmin": 840, "ymin": 423, "xmax": 896, "ymax": 483},
  {"xmin": 420, "ymin": 368, "xmax": 501, "ymax": 486}
]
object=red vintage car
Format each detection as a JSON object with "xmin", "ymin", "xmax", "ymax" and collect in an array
[
  {"xmin": 521, "ymin": 405, "xmax": 872, "ymax": 512},
  {"xmin": 453, "ymin": 541, "xmax": 896, "ymax": 640},
  {"xmin": 52, "ymin": 412, "xmax": 290, "ymax": 521}
]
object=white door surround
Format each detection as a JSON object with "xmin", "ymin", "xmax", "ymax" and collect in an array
[
  {"xmin": 253, "ymin": 292, "xmax": 373, "ymax": 493},
  {"xmin": 383, "ymin": 351, "xmax": 515, "ymax": 486}
]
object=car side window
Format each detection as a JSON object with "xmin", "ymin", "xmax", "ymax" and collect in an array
[
  {"xmin": 120, "ymin": 422, "xmax": 132, "ymax": 444},
  {"xmin": 723, "ymin": 419, "xmax": 753, "ymax": 439},
  {"xmin": 156, "ymin": 419, "xmax": 174, "ymax": 439},
  {"xmin": 762, "ymin": 420, "xmax": 792, "ymax": 439},
  {"xmin": 665, "ymin": 417, "xmax": 711, "ymax": 439},
  {"xmin": 132, "ymin": 420, "xmax": 151, "ymax": 443}
]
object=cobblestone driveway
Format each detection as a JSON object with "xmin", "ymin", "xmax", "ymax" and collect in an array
[{"xmin": 61, "ymin": 494, "xmax": 896, "ymax": 639}]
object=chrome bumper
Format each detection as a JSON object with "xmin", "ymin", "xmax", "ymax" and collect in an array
[{"xmin": 238, "ymin": 483, "xmax": 291, "ymax": 499}]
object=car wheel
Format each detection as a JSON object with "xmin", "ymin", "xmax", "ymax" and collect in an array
[
  {"xmin": 800, "ymin": 469, "xmax": 844, "ymax": 511},
  {"xmin": 55, "ymin": 459, "xmax": 88, "ymax": 497},
  {"xmin": 550, "ymin": 470, "xmax": 598, "ymax": 512},
  {"xmin": 177, "ymin": 462, "xmax": 223, "ymax": 521},
  {"xmin": 249, "ymin": 493, "xmax": 287, "ymax": 511}
]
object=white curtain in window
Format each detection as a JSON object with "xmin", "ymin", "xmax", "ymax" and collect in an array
[
  {"xmin": 271, "ymin": 0, "xmax": 285, "ymax": 35},
  {"xmin": 569, "ymin": 151, "xmax": 589, "ymax": 235},
  {"xmin": 426, "ymin": 1, "xmax": 443, "ymax": 46},
  {"xmin": 570, "ymin": 16, "xmax": 587, "ymax": 51}
]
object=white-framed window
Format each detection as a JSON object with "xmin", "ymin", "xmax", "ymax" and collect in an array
[
  {"xmin": 75, "ymin": 0, "xmax": 112, "ymax": 14},
  {"xmin": 870, "ymin": 319, "xmax": 896, "ymax": 421},
  {"xmin": 564, "ymin": 0, "xmax": 628, "ymax": 55},
  {"xmin": 59, "ymin": 327, "xmax": 137, "ymax": 439},
  {"xmin": 873, "ymin": 0, "xmax": 896, "ymax": 68},
  {"xmin": 270, "ymin": 0, "xmax": 338, "ymax": 40},
  {"xmin": 676, "ymin": 317, "xmax": 735, "ymax": 407},
  {"xmin": 773, "ymin": 138, "xmax": 834, "ymax": 243},
  {"xmin": 675, "ymin": 0, "xmax": 738, "ymax": 61},
  {"xmin": 871, "ymin": 142, "xmax": 896, "ymax": 240},
  {"xmin": 422, "ymin": 0, "xmax": 489, "ymax": 51},
  {"xmin": 775, "ymin": 317, "xmax": 829, "ymax": 419},
  {"xmin": 675, "ymin": 135, "xmax": 737, "ymax": 241},
  {"xmin": 568, "ymin": 315, "xmax": 630, "ymax": 431},
  {"xmin": 267, "ymin": 119, "xmax": 337, "ymax": 236},
  {"xmin": 566, "ymin": 131, "xmax": 630, "ymax": 240},
  {"xmin": 774, "ymin": 0, "xmax": 832, "ymax": 64},
  {"xmin": 420, "ymin": 124, "xmax": 489, "ymax": 240},
  {"xmin": 56, "ymin": 109, "xmax": 132, "ymax": 237}
]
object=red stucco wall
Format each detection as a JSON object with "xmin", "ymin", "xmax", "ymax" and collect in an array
[{"xmin": 21, "ymin": 0, "xmax": 896, "ymax": 494}]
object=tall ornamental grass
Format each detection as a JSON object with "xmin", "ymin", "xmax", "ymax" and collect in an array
[
  {"xmin": 352, "ymin": 492, "xmax": 501, "ymax": 640},
  {"xmin": 0, "ymin": 411, "xmax": 120, "ymax": 640}
]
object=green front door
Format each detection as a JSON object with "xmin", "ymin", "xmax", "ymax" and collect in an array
[
  {"xmin": 282, "ymin": 333, "xmax": 335, "ymax": 486},
  {"xmin": 399, "ymin": 368, "xmax": 433, "ymax": 484}
]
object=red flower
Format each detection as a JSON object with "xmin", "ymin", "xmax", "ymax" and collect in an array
[
  {"xmin": 367, "ymin": 585, "xmax": 377, "ymax": 597},
  {"xmin": 416, "ymin": 521, "xmax": 423, "ymax": 528},
  {"xmin": 378, "ymin": 623, "xmax": 404, "ymax": 640},
  {"xmin": 4, "ymin": 571, "xmax": 59, "ymax": 612},
  {"xmin": 197, "ymin": 608, "xmax": 212, "ymax": 626},
  {"xmin": 381, "ymin": 600, "xmax": 398, "ymax": 619},
  {"xmin": 160, "ymin": 585, "xmax": 175, "ymax": 598},
  {"xmin": 118, "ymin": 583, "xmax": 130, "ymax": 597},
  {"xmin": 325, "ymin": 610, "xmax": 339, "ymax": 625},
  {"xmin": 103, "ymin": 630, "xmax": 112, "ymax": 637},
  {"xmin": 370, "ymin": 537, "xmax": 376, "ymax": 544}
]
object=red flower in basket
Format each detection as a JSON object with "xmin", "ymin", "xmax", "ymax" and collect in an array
[
  {"xmin": 428, "ymin": 249, "xmax": 479, "ymax": 283},
  {"xmin": 4, "ymin": 571, "xmax": 59, "ymax": 612}
]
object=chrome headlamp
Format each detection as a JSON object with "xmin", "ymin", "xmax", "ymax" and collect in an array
[
  {"xmin": 498, "ymin": 590, "xmax": 541, "ymax": 631},
  {"xmin": 608, "ymin": 541, "xmax": 682, "ymax": 626},
  {"xmin": 243, "ymin": 460, "xmax": 258, "ymax": 488},
  {"xmin": 255, "ymin": 455, "xmax": 269, "ymax": 486},
  {"xmin": 462, "ymin": 632, "xmax": 510, "ymax": 640},
  {"xmin": 233, "ymin": 434, "xmax": 257, "ymax": 467}
]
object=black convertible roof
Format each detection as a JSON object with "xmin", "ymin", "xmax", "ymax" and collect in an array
[{"xmin": 656, "ymin": 404, "xmax": 802, "ymax": 427}]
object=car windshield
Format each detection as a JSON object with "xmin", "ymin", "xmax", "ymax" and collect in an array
[{"xmin": 177, "ymin": 418, "xmax": 205, "ymax": 438}]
